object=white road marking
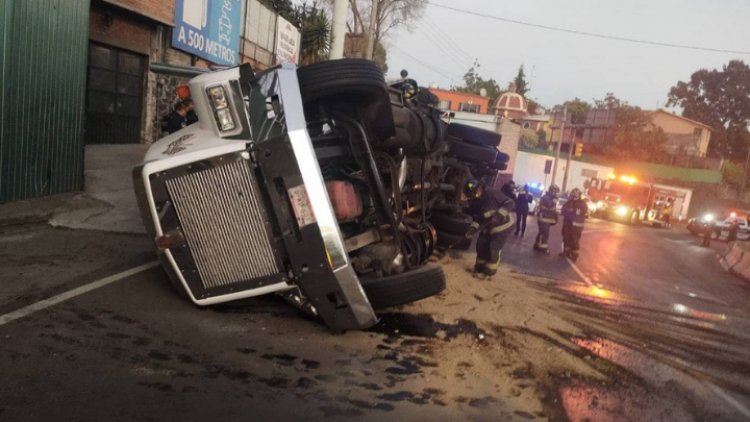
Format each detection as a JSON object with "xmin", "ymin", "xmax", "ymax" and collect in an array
[
  {"xmin": 566, "ymin": 257, "xmax": 594, "ymax": 286},
  {"xmin": 0, "ymin": 261, "xmax": 160, "ymax": 326},
  {"xmin": 582, "ymin": 228, "xmax": 621, "ymax": 234},
  {"xmin": 705, "ymin": 382, "xmax": 750, "ymax": 419}
]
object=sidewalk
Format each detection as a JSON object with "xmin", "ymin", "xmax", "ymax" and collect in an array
[{"xmin": 0, "ymin": 144, "xmax": 149, "ymax": 235}]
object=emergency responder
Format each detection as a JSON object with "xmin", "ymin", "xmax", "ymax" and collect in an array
[
  {"xmin": 701, "ymin": 225, "xmax": 712, "ymax": 247},
  {"xmin": 466, "ymin": 183, "xmax": 516, "ymax": 279},
  {"xmin": 501, "ymin": 180, "xmax": 517, "ymax": 202},
  {"xmin": 662, "ymin": 198, "xmax": 674, "ymax": 227},
  {"xmin": 561, "ymin": 188, "xmax": 588, "ymax": 261},
  {"xmin": 515, "ymin": 185, "xmax": 533, "ymax": 236},
  {"xmin": 534, "ymin": 185, "xmax": 559, "ymax": 253}
]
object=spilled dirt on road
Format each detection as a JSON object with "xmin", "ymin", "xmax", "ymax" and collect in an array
[{"xmin": 379, "ymin": 252, "xmax": 750, "ymax": 420}]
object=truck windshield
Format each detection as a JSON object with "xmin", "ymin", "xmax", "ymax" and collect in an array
[{"xmin": 244, "ymin": 67, "xmax": 287, "ymax": 144}]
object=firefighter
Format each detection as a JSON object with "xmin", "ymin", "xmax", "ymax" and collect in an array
[
  {"xmin": 466, "ymin": 183, "xmax": 517, "ymax": 279},
  {"xmin": 662, "ymin": 198, "xmax": 674, "ymax": 227},
  {"xmin": 534, "ymin": 184, "xmax": 560, "ymax": 253},
  {"xmin": 561, "ymin": 188, "xmax": 588, "ymax": 261}
]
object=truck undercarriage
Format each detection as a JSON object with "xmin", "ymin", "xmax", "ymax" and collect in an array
[{"xmin": 133, "ymin": 59, "xmax": 507, "ymax": 331}]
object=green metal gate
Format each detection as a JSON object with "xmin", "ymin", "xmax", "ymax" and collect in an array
[{"xmin": 0, "ymin": 0, "xmax": 90, "ymax": 203}]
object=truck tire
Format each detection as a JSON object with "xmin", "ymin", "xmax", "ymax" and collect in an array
[
  {"xmin": 297, "ymin": 59, "xmax": 388, "ymax": 105},
  {"xmin": 430, "ymin": 212, "xmax": 473, "ymax": 235},
  {"xmin": 436, "ymin": 230, "xmax": 472, "ymax": 251},
  {"xmin": 446, "ymin": 123, "xmax": 502, "ymax": 147},
  {"xmin": 359, "ymin": 264, "xmax": 446, "ymax": 309},
  {"xmin": 447, "ymin": 137, "xmax": 498, "ymax": 164}
]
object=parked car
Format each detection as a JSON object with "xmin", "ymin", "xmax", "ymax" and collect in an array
[
  {"xmin": 133, "ymin": 60, "xmax": 507, "ymax": 331},
  {"xmin": 687, "ymin": 212, "xmax": 750, "ymax": 240}
]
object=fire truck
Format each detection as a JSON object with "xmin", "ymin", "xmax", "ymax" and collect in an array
[{"xmin": 586, "ymin": 175, "xmax": 690, "ymax": 226}]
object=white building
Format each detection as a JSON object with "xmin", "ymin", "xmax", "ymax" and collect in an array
[{"xmin": 513, "ymin": 151, "xmax": 614, "ymax": 193}]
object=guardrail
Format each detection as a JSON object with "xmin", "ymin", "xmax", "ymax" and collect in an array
[{"xmin": 720, "ymin": 242, "xmax": 750, "ymax": 283}]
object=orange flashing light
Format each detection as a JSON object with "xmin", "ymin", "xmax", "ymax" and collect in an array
[
  {"xmin": 731, "ymin": 212, "xmax": 737, "ymax": 218},
  {"xmin": 176, "ymin": 85, "xmax": 191, "ymax": 100},
  {"xmin": 619, "ymin": 175, "xmax": 638, "ymax": 184}
]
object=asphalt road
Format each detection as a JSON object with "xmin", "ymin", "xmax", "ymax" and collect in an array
[
  {"xmin": 502, "ymin": 216, "xmax": 750, "ymax": 420},
  {"xmin": 2, "ymin": 221, "xmax": 750, "ymax": 421}
]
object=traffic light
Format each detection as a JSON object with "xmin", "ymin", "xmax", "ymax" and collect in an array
[{"xmin": 574, "ymin": 143, "xmax": 584, "ymax": 157}]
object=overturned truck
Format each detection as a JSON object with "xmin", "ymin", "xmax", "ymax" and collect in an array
[{"xmin": 134, "ymin": 59, "xmax": 507, "ymax": 331}]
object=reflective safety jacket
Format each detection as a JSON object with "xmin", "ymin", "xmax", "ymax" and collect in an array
[
  {"xmin": 562, "ymin": 198, "xmax": 588, "ymax": 227},
  {"xmin": 538, "ymin": 193, "xmax": 558, "ymax": 225},
  {"xmin": 470, "ymin": 189, "xmax": 517, "ymax": 235}
]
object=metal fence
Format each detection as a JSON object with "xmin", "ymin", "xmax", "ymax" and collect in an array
[{"xmin": 0, "ymin": 0, "xmax": 90, "ymax": 203}]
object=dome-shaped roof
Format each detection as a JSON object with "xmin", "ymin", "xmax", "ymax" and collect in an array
[{"xmin": 494, "ymin": 91, "xmax": 528, "ymax": 113}]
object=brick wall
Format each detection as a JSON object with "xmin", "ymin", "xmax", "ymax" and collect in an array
[
  {"xmin": 90, "ymin": 7, "xmax": 152, "ymax": 54},
  {"xmin": 102, "ymin": 0, "xmax": 175, "ymax": 25}
]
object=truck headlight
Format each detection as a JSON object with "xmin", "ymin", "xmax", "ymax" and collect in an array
[
  {"xmin": 702, "ymin": 213, "xmax": 714, "ymax": 223},
  {"xmin": 206, "ymin": 85, "xmax": 235, "ymax": 133},
  {"xmin": 216, "ymin": 108, "xmax": 236, "ymax": 131},
  {"xmin": 615, "ymin": 205, "xmax": 628, "ymax": 217}
]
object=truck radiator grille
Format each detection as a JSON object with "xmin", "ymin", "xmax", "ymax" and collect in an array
[{"xmin": 165, "ymin": 159, "xmax": 280, "ymax": 289}]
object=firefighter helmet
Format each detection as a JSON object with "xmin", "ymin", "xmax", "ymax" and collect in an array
[{"xmin": 464, "ymin": 180, "xmax": 481, "ymax": 198}]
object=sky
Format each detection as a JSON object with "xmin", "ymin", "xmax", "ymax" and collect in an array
[{"xmin": 384, "ymin": 0, "xmax": 750, "ymax": 110}]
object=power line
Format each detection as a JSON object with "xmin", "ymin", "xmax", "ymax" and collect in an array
[
  {"xmin": 422, "ymin": 16, "xmax": 474, "ymax": 64},
  {"xmin": 391, "ymin": 46, "xmax": 463, "ymax": 83},
  {"xmin": 426, "ymin": 1, "xmax": 750, "ymax": 56},
  {"xmin": 414, "ymin": 20, "xmax": 472, "ymax": 73}
]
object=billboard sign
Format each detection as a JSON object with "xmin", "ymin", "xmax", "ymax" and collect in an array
[
  {"xmin": 274, "ymin": 15, "xmax": 300, "ymax": 64},
  {"xmin": 173, "ymin": 0, "xmax": 243, "ymax": 66}
]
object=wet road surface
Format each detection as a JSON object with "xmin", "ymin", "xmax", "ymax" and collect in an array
[
  {"xmin": 503, "ymin": 217, "xmax": 750, "ymax": 420},
  {"xmin": 2, "ymin": 222, "xmax": 750, "ymax": 421}
]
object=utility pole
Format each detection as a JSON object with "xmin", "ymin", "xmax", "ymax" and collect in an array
[
  {"xmin": 562, "ymin": 124, "xmax": 575, "ymax": 192},
  {"xmin": 740, "ymin": 125, "xmax": 750, "ymax": 203},
  {"xmin": 330, "ymin": 0, "xmax": 348, "ymax": 59},
  {"xmin": 366, "ymin": 0, "xmax": 379, "ymax": 60},
  {"xmin": 550, "ymin": 105, "xmax": 567, "ymax": 189}
]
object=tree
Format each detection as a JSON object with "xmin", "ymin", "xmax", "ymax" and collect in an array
[
  {"xmin": 514, "ymin": 65, "xmax": 529, "ymax": 96},
  {"xmin": 594, "ymin": 92, "xmax": 624, "ymax": 110},
  {"xmin": 667, "ymin": 60, "xmax": 750, "ymax": 160},
  {"xmin": 453, "ymin": 60, "xmax": 501, "ymax": 101},
  {"xmin": 519, "ymin": 128, "xmax": 539, "ymax": 149},
  {"xmin": 603, "ymin": 103, "xmax": 668, "ymax": 162},
  {"xmin": 262, "ymin": 0, "xmax": 331, "ymax": 65},
  {"xmin": 327, "ymin": 0, "xmax": 426, "ymax": 47},
  {"xmin": 554, "ymin": 98, "xmax": 591, "ymax": 124},
  {"xmin": 527, "ymin": 99, "xmax": 540, "ymax": 115}
]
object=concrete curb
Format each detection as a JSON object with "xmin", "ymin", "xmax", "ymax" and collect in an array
[
  {"xmin": 719, "ymin": 242, "xmax": 750, "ymax": 283},
  {"xmin": 0, "ymin": 144, "xmax": 147, "ymax": 235}
]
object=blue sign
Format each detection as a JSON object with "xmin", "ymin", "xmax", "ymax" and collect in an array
[{"xmin": 172, "ymin": 0, "xmax": 243, "ymax": 66}]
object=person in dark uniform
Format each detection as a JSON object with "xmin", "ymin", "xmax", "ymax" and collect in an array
[
  {"xmin": 534, "ymin": 184, "xmax": 559, "ymax": 254},
  {"xmin": 515, "ymin": 185, "xmax": 533, "ymax": 236},
  {"xmin": 501, "ymin": 180, "xmax": 517, "ymax": 202},
  {"xmin": 183, "ymin": 99, "xmax": 199, "ymax": 125},
  {"xmin": 701, "ymin": 225, "xmax": 712, "ymax": 247},
  {"xmin": 465, "ymin": 183, "xmax": 516, "ymax": 279},
  {"xmin": 560, "ymin": 188, "xmax": 588, "ymax": 261},
  {"xmin": 164, "ymin": 101, "xmax": 189, "ymax": 134},
  {"xmin": 662, "ymin": 198, "xmax": 674, "ymax": 228}
]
